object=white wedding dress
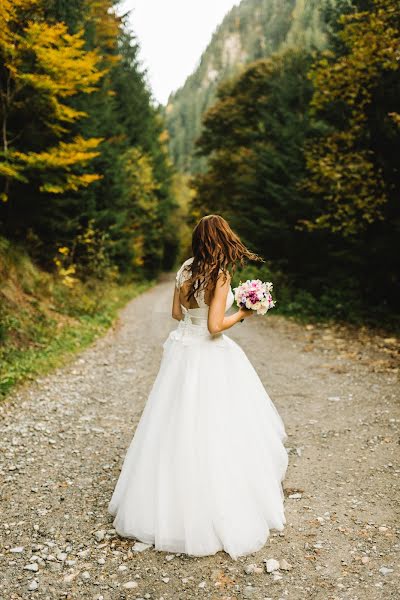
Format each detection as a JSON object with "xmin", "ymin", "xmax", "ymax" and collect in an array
[{"xmin": 108, "ymin": 257, "xmax": 289, "ymax": 560}]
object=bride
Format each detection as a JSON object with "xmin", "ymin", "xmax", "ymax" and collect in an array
[{"xmin": 108, "ymin": 214, "xmax": 288, "ymax": 560}]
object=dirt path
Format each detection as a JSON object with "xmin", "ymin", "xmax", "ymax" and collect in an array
[{"xmin": 1, "ymin": 277, "xmax": 399, "ymax": 600}]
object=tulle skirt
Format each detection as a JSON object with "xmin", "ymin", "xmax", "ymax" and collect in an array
[{"xmin": 108, "ymin": 319, "xmax": 289, "ymax": 560}]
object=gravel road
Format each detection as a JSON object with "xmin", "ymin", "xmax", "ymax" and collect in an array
[{"xmin": 1, "ymin": 276, "xmax": 399, "ymax": 600}]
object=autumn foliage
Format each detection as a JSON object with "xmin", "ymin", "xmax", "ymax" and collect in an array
[
  {"xmin": 193, "ymin": 0, "xmax": 400, "ymax": 322},
  {"xmin": 0, "ymin": 0, "xmax": 175, "ymax": 278},
  {"xmin": 303, "ymin": 0, "xmax": 400, "ymax": 235},
  {"xmin": 0, "ymin": 0, "xmax": 103, "ymax": 198}
]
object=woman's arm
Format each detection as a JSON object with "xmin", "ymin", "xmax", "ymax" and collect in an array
[
  {"xmin": 208, "ymin": 272, "xmax": 253, "ymax": 334},
  {"xmin": 172, "ymin": 285, "xmax": 183, "ymax": 321}
]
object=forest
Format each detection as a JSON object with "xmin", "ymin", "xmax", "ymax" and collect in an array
[
  {"xmin": 0, "ymin": 0, "xmax": 178, "ymax": 394},
  {"xmin": 166, "ymin": 0, "xmax": 329, "ymax": 173},
  {"xmin": 187, "ymin": 0, "xmax": 399, "ymax": 326},
  {"xmin": 0, "ymin": 0, "xmax": 178, "ymax": 278},
  {"xmin": 0, "ymin": 0, "xmax": 399, "ymax": 396}
]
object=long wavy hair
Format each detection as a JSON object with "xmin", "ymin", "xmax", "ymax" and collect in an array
[{"xmin": 185, "ymin": 214, "xmax": 264, "ymax": 304}]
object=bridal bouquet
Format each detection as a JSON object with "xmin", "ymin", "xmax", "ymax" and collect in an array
[{"xmin": 233, "ymin": 279, "xmax": 275, "ymax": 315}]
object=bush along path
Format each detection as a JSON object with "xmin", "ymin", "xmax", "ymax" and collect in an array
[{"xmin": 0, "ymin": 277, "xmax": 399, "ymax": 599}]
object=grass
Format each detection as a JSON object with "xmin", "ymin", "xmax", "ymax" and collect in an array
[
  {"xmin": 2, "ymin": 241, "xmax": 397, "ymax": 400},
  {"xmin": 0, "ymin": 281, "xmax": 153, "ymax": 399},
  {"xmin": 232, "ymin": 263, "xmax": 400, "ymax": 333},
  {"xmin": 0, "ymin": 239, "xmax": 154, "ymax": 399}
]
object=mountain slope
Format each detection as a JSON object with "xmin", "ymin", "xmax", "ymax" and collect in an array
[{"xmin": 166, "ymin": 0, "xmax": 330, "ymax": 173}]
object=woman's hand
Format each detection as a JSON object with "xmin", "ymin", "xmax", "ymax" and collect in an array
[{"xmin": 238, "ymin": 307, "xmax": 254, "ymax": 320}]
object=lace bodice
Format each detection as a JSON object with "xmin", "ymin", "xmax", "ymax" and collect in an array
[{"xmin": 175, "ymin": 257, "xmax": 234, "ymax": 314}]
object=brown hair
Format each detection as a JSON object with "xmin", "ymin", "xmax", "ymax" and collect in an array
[{"xmin": 185, "ymin": 214, "xmax": 263, "ymax": 304}]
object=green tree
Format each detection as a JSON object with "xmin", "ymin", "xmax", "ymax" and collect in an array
[
  {"xmin": 193, "ymin": 50, "xmax": 321, "ymax": 280},
  {"xmin": 166, "ymin": 0, "xmax": 329, "ymax": 174},
  {"xmin": 0, "ymin": 0, "xmax": 178, "ymax": 279},
  {"xmin": 302, "ymin": 0, "xmax": 400, "ymax": 235}
]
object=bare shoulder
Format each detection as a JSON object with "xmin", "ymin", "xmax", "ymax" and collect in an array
[{"xmin": 214, "ymin": 269, "xmax": 231, "ymax": 293}]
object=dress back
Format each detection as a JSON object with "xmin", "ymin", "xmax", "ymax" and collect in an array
[{"xmin": 175, "ymin": 257, "xmax": 234, "ymax": 325}]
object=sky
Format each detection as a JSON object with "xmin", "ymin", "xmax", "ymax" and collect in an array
[{"xmin": 121, "ymin": 0, "xmax": 240, "ymax": 105}]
